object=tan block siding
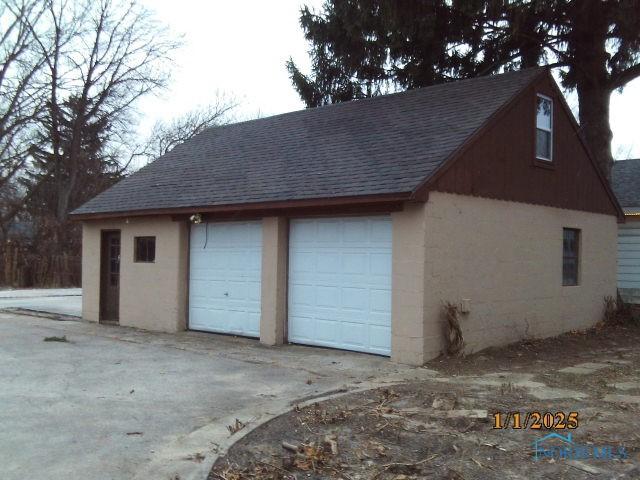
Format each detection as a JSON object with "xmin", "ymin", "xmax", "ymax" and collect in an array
[
  {"xmin": 420, "ymin": 192, "xmax": 617, "ymax": 357},
  {"xmin": 81, "ymin": 217, "xmax": 188, "ymax": 332},
  {"xmin": 81, "ymin": 192, "xmax": 616, "ymax": 365},
  {"xmin": 260, "ymin": 217, "xmax": 289, "ymax": 345},
  {"xmin": 81, "ymin": 222, "xmax": 106, "ymax": 323},
  {"xmin": 391, "ymin": 203, "xmax": 428, "ymax": 365}
]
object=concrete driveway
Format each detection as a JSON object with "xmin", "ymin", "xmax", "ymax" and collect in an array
[
  {"xmin": 0, "ymin": 311, "xmax": 422, "ymax": 480},
  {"xmin": 0, "ymin": 288, "xmax": 81, "ymax": 316}
]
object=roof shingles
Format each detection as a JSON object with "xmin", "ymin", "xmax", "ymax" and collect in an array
[
  {"xmin": 612, "ymin": 158, "xmax": 640, "ymax": 209},
  {"xmin": 73, "ymin": 68, "xmax": 544, "ymax": 216}
]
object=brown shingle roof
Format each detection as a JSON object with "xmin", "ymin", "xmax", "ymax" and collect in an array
[{"xmin": 72, "ymin": 68, "xmax": 544, "ymax": 217}]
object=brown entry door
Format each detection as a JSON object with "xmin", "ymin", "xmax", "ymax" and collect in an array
[{"xmin": 100, "ymin": 231, "xmax": 121, "ymax": 322}]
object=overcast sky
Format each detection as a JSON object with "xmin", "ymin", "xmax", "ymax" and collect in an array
[{"xmin": 136, "ymin": 0, "xmax": 640, "ymax": 165}]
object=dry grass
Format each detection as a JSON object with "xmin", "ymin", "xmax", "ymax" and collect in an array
[{"xmin": 443, "ymin": 302, "xmax": 464, "ymax": 357}]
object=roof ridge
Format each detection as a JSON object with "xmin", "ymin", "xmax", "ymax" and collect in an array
[{"xmin": 195, "ymin": 66, "xmax": 546, "ymax": 135}]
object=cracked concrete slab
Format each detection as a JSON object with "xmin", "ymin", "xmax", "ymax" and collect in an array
[
  {"xmin": 445, "ymin": 409, "xmax": 487, "ymax": 419},
  {"xmin": 529, "ymin": 387, "xmax": 588, "ymax": 401},
  {"xmin": 0, "ymin": 311, "xmax": 424, "ymax": 480},
  {"xmin": 557, "ymin": 362, "xmax": 611, "ymax": 375},
  {"xmin": 430, "ymin": 372, "xmax": 588, "ymax": 400},
  {"xmin": 609, "ymin": 381, "xmax": 640, "ymax": 391},
  {"xmin": 0, "ymin": 288, "xmax": 81, "ymax": 317},
  {"xmin": 603, "ymin": 359, "xmax": 632, "ymax": 365},
  {"xmin": 603, "ymin": 394, "xmax": 640, "ymax": 404},
  {"xmin": 557, "ymin": 366, "xmax": 595, "ymax": 374}
]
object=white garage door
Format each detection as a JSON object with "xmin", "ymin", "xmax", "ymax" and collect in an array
[
  {"xmin": 288, "ymin": 216, "xmax": 392, "ymax": 356},
  {"xmin": 618, "ymin": 223, "xmax": 640, "ymax": 290},
  {"xmin": 189, "ymin": 221, "xmax": 262, "ymax": 337}
]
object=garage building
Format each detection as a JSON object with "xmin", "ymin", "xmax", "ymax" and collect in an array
[{"xmin": 72, "ymin": 68, "xmax": 622, "ymax": 365}]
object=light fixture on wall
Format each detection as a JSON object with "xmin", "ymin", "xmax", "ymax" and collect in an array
[{"xmin": 189, "ymin": 213, "xmax": 203, "ymax": 224}]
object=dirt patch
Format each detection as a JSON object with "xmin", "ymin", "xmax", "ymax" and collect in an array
[
  {"xmin": 210, "ymin": 324, "xmax": 640, "ymax": 479},
  {"xmin": 428, "ymin": 323, "xmax": 640, "ymax": 377}
]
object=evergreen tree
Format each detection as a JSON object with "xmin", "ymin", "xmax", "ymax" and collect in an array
[
  {"xmin": 287, "ymin": 0, "xmax": 640, "ymax": 178},
  {"xmin": 23, "ymin": 95, "xmax": 121, "ymax": 257}
]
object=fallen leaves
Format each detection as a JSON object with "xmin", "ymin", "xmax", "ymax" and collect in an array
[
  {"xmin": 183, "ymin": 452, "xmax": 206, "ymax": 463},
  {"xmin": 295, "ymin": 401, "xmax": 353, "ymax": 428},
  {"xmin": 213, "ymin": 437, "xmax": 341, "ymax": 480},
  {"xmin": 227, "ymin": 418, "xmax": 246, "ymax": 435}
]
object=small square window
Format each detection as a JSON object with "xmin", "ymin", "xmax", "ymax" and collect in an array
[
  {"xmin": 134, "ymin": 236, "xmax": 155, "ymax": 263},
  {"xmin": 562, "ymin": 228, "xmax": 580, "ymax": 286},
  {"xmin": 536, "ymin": 95, "xmax": 553, "ymax": 161}
]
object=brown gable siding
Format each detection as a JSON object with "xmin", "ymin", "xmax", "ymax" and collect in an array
[{"xmin": 428, "ymin": 74, "xmax": 619, "ymax": 217}]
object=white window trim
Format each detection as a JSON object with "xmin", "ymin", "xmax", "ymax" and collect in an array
[{"xmin": 536, "ymin": 94, "xmax": 553, "ymax": 162}]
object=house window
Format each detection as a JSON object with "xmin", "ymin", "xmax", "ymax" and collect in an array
[
  {"xmin": 562, "ymin": 228, "xmax": 580, "ymax": 286},
  {"xmin": 134, "ymin": 236, "xmax": 155, "ymax": 263},
  {"xmin": 536, "ymin": 95, "xmax": 553, "ymax": 161}
]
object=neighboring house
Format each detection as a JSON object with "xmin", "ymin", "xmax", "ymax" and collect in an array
[
  {"xmin": 71, "ymin": 68, "xmax": 622, "ymax": 365},
  {"xmin": 612, "ymin": 158, "xmax": 640, "ymax": 304}
]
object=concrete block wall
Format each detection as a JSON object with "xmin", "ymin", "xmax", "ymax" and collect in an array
[
  {"xmin": 81, "ymin": 194, "xmax": 617, "ymax": 366},
  {"xmin": 421, "ymin": 192, "xmax": 618, "ymax": 357},
  {"xmin": 259, "ymin": 217, "xmax": 289, "ymax": 346},
  {"xmin": 390, "ymin": 203, "xmax": 428, "ymax": 365},
  {"xmin": 81, "ymin": 216, "xmax": 188, "ymax": 332}
]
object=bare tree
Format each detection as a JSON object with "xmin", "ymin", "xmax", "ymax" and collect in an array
[
  {"xmin": 0, "ymin": 0, "xmax": 181, "ymax": 278},
  {"xmin": 0, "ymin": 0, "xmax": 49, "ymax": 233},
  {"xmin": 25, "ymin": 0, "xmax": 180, "ymax": 222},
  {"xmin": 141, "ymin": 96, "xmax": 237, "ymax": 164}
]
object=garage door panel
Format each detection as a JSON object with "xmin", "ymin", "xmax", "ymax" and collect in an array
[
  {"xmin": 191, "ymin": 280, "xmax": 227, "ymax": 301},
  {"xmin": 290, "ymin": 221, "xmax": 316, "ymax": 242},
  {"xmin": 369, "ymin": 326, "xmax": 392, "ymax": 353},
  {"xmin": 246, "ymin": 312, "xmax": 260, "ymax": 334},
  {"xmin": 316, "ymin": 319, "xmax": 340, "ymax": 341},
  {"xmin": 340, "ymin": 322, "xmax": 367, "ymax": 345},
  {"xmin": 316, "ymin": 286, "xmax": 340, "ymax": 307},
  {"xmin": 189, "ymin": 222, "xmax": 262, "ymax": 337},
  {"xmin": 341, "ymin": 287, "xmax": 368, "ymax": 310},
  {"xmin": 368, "ymin": 310, "xmax": 392, "ymax": 326},
  {"xmin": 342, "ymin": 253, "xmax": 368, "ymax": 273},
  {"xmin": 288, "ymin": 314, "xmax": 313, "ymax": 340},
  {"xmin": 316, "ymin": 253, "xmax": 341, "ymax": 272},
  {"xmin": 289, "ymin": 283, "xmax": 315, "ymax": 306},
  {"xmin": 288, "ymin": 216, "xmax": 392, "ymax": 356},
  {"xmin": 291, "ymin": 251, "xmax": 316, "ymax": 273},
  {"xmin": 370, "ymin": 219, "xmax": 393, "ymax": 243},
  {"xmin": 316, "ymin": 221, "xmax": 341, "ymax": 242},
  {"xmin": 247, "ymin": 281, "xmax": 261, "ymax": 301},
  {"xmin": 343, "ymin": 219, "xmax": 369, "ymax": 242},
  {"xmin": 189, "ymin": 307, "xmax": 226, "ymax": 331},
  {"xmin": 370, "ymin": 253, "xmax": 392, "ymax": 276},
  {"xmin": 370, "ymin": 291, "xmax": 391, "ymax": 314}
]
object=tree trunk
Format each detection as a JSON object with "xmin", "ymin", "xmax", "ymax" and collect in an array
[
  {"xmin": 576, "ymin": 82, "xmax": 614, "ymax": 181},
  {"xmin": 569, "ymin": 1, "xmax": 614, "ymax": 181}
]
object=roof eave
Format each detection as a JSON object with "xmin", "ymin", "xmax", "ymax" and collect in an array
[{"xmin": 69, "ymin": 192, "xmax": 414, "ymax": 221}]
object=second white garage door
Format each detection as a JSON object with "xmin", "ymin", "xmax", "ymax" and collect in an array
[
  {"xmin": 288, "ymin": 216, "xmax": 392, "ymax": 356},
  {"xmin": 188, "ymin": 221, "xmax": 262, "ymax": 337}
]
